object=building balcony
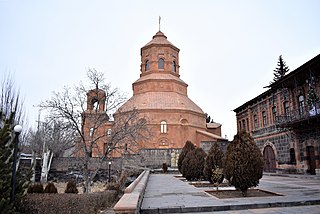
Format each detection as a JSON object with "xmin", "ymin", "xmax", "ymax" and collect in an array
[{"xmin": 275, "ymin": 101, "xmax": 320, "ymax": 129}]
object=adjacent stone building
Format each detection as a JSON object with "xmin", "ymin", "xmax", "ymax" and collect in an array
[
  {"xmin": 82, "ymin": 31, "xmax": 227, "ymax": 166},
  {"xmin": 234, "ymin": 54, "xmax": 320, "ymax": 175}
]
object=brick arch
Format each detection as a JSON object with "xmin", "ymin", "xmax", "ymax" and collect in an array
[
  {"xmin": 261, "ymin": 141, "xmax": 278, "ymax": 159},
  {"xmin": 262, "ymin": 141, "xmax": 278, "ymax": 171},
  {"xmin": 157, "ymin": 137, "xmax": 171, "ymax": 148}
]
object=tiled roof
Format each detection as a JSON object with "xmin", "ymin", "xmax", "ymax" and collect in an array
[
  {"xmin": 142, "ymin": 31, "xmax": 179, "ymax": 50},
  {"xmin": 118, "ymin": 91, "xmax": 204, "ymax": 114}
]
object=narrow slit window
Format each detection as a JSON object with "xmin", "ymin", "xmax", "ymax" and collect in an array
[
  {"xmin": 172, "ymin": 61, "xmax": 176, "ymax": 72},
  {"xmin": 158, "ymin": 58, "xmax": 164, "ymax": 69},
  {"xmin": 145, "ymin": 60, "xmax": 150, "ymax": 71}
]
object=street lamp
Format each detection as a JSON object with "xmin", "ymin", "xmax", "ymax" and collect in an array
[
  {"xmin": 11, "ymin": 125, "xmax": 22, "ymax": 204},
  {"xmin": 108, "ymin": 161, "xmax": 111, "ymax": 182}
]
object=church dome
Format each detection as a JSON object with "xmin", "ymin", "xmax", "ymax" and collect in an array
[
  {"xmin": 142, "ymin": 31, "xmax": 179, "ymax": 51},
  {"xmin": 118, "ymin": 91, "xmax": 204, "ymax": 115}
]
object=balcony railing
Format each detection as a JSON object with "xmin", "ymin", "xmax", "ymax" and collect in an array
[{"xmin": 275, "ymin": 101, "xmax": 320, "ymax": 126}]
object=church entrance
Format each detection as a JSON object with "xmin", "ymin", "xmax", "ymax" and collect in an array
[
  {"xmin": 306, "ymin": 146, "xmax": 316, "ymax": 175},
  {"xmin": 263, "ymin": 145, "xmax": 276, "ymax": 172}
]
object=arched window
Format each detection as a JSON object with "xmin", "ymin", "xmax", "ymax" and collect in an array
[
  {"xmin": 145, "ymin": 60, "xmax": 150, "ymax": 71},
  {"xmin": 160, "ymin": 121, "xmax": 167, "ymax": 133},
  {"xmin": 172, "ymin": 61, "xmax": 176, "ymax": 72},
  {"xmin": 158, "ymin": 58, "xmax": 164, "ymax": 69}
]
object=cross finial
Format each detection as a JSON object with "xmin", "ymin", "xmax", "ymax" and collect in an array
[{"xmin": 159, "ymin": 16, "xmax": 161, "ymax": 31}]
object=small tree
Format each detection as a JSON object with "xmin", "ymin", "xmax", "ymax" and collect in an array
[
  {"xmin": 0, "ymin": 74, "xmax": 29, "ymax": 213},
  {"xmin": 224, "ymin": 131, "xmax": 264, "ymax": 196},
  {"xmin": 270, "ymin": 55, "xmax": 290, "ymax": 85},
  {"xmin": 203, "ymin": 143, "xmax": 224, "ymax": 183},
  {"xmin": 181, "ymin": 148, "xmax": 207, "ymax": 181},
  {"xmin": 177, "ymin": 141, "xmax": 195, "ymax": 173}
]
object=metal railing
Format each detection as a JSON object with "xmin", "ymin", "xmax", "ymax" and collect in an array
[{"xmin": 275, "ymin": 101, "xmax": 320, "ymax": 126}]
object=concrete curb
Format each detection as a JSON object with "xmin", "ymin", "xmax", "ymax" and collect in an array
[
  {"xmin": 140, "ymin": 199, "xmax": 320, "ymax": 213},
  {"xmin": 114, "ymin": 170, "xmax": 150, "ymax": 214}
]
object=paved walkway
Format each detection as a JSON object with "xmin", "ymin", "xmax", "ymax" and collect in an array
[{"xmin": 140, "ymin": 174, "xmax": 320, "ymax": 213}]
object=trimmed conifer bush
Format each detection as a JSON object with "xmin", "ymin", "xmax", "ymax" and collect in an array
[
  {"xmin": 224, "ymin": 131, "xmax": 264, "ymax": 196},
  {"xmin": 44, "ymin": 182, "xmax": 58, "ymax": 193},
  {"xmin": 203, "ymin": 143, "xmax": 224, "ymax": 183},
  {"xmin": 181, "ymin": 147, "xmax": 207, "ymax": 181},
  {"xmin": 27, "ymin": 183, "xmax": 44, "ymax": 194},
  {"xmin": 178, "ymin": 141, "xmax": 195, "ymax": 173},
  {"xmin": 64, "ymin": 180, "xmax": 78, "ymax": 194}
]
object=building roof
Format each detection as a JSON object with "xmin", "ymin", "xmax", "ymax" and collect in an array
[
  {"xmin": 206, "ymin": 122, "xmax": 222, "ymax": 129},
  {"xmin": 118, "ymin": 91, "xmax": 204, "ymax": 115},
  {"xmin": 141, "ymin": 31, "xmax": 179, "ymax": 51},
  {"xmin": 196, "ymin": 129, "xmax": 226, "ymax": 141},
  {"xmin": 233, "ymin": 53, "xmax": 320, "ymax": 113}
]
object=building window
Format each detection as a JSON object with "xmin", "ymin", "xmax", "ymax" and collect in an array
[
  {"xmin": 254, "ymin": 114, "xmax": 258, "ymax": 129},
  {"xmin": 284, "ymin": 101, "xmax": 289, "ymax": 116},
  {"xmin": 145, "ymin": 60, "xmax": 150, "ymax": 71},
  {"xmin": 172, "ymin": 61, "xmax": 176, "ymax": 72},
  {"xmin": 246, "ymin": 118, "xmax": 249, "ymax": 132},
  {"xmin": 272, "ymin": 106, "xmax": 277, "ymax": 123},
  {"xmin": 298, "ymin": 95, "xmax": 304, "ymax": 115},
  {"xmin": 107, "ymin": 128, "xmax": 112, "ymax": 136},
  {"xmin": 262, "ymin": 111, "xmax": 267, "ymax": 126},
  {"xmin": 290, "ymin": 148, "xmax": 296, "ymax": 164},
  {"xmin": 239, "ymin": 121, "xmax": 242, "ymax": 130},
  {"xmin": 242, "ymin": 119, "xmax": 246, "ymax": 131},
  {"xmin": 89, "ymin": 128, "xmax": 94, "ymax": 137},
  {"xmin": 160, "ymin": 121, "xmax": 167, "ymax": 133},
  {"xmin": 158, "ymin": 58, "xmax": 164, "ymax": 69}
]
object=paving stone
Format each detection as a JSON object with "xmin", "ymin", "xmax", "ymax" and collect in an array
[{"xmin": 140, "ymin": 174, "xmax": 320, "ymax": 213}]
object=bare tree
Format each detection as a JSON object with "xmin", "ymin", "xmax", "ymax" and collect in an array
[{"xmin": 40, "ymin": 69, "xmax": 151, "ymax": 192}]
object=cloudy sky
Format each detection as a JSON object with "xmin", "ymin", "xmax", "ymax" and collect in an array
[{"xmin": 1, "ymin": 0, "xmax": 320, "ymax": 139}]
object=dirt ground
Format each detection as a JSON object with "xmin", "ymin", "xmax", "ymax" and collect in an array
[{"xmin": 206, "ymin": 189, "xmax": 282, "ymax": 199}]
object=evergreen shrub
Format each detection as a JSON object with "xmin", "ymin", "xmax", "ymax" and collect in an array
[
  {"xmin": 203, "ymin": 143, "xmax": 224, "ymax": 183},
  {"xmin": 64, "ymin": 180, "xmax": 78, "ymax": 194},
  {"xmin": 181, "ymin": 148, "xmax": 207, "ymax": 181},
  {"xmin": 44, "ymin": 182, "xmax": 58, "ymax": 193},
  {"xmin": 27, "ymin": 183, "xmax": 44, "ymax": 194},
  {"xmin": 224, "ymin": 131, "xmax": 264, "ymax": 196},
  {"xmin": 177, "ymin": 141, "xmax": 195, "ymax": 173}
]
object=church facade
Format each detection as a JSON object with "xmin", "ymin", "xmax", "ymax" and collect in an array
[{"xmin": 82, "ymin": 31, "xmax": 226, "ymax": 166}]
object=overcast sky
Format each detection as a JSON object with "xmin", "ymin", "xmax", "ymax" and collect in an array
[{"xmin": 1, "ymin": 0, "xmax": 320, "ymax": 140}]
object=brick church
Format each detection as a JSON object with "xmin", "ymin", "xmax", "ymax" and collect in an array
[{"xmin": 83, "ymin": 30, "xmax": 226, "ymax": 165}]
